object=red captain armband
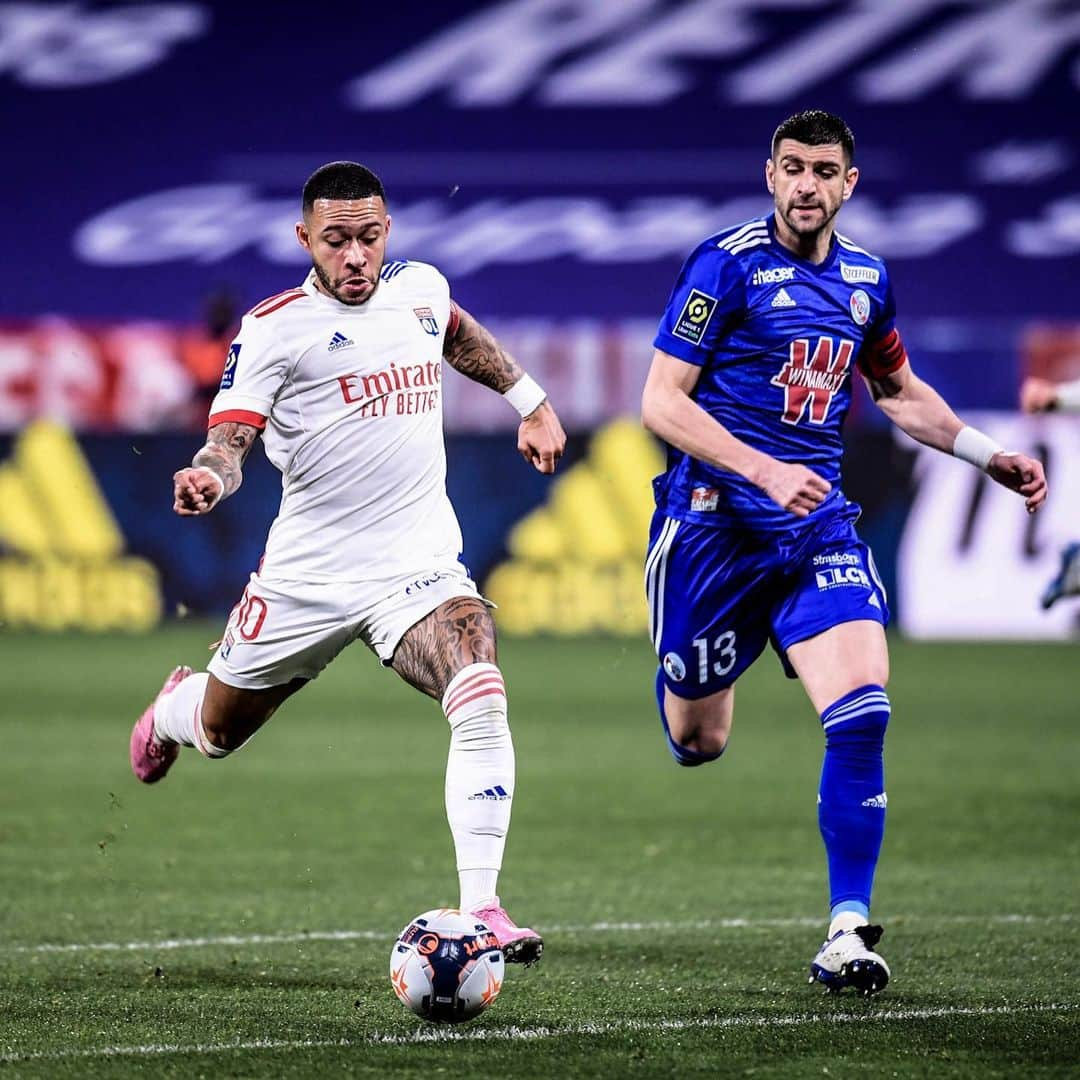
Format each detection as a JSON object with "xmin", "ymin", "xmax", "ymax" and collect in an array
[
  {"xmin": 446, "ymin": 301, "xmax": 461, "ymax": 339},
  {"xmin": 857, "ymin": 327, "xmax": 908, "ymax": 380},
  {"xmin": 208, "ymin": 409, "xmax": 267, "ymax": 431}
]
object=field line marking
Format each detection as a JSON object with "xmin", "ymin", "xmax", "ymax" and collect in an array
[
  {"xmin": 8, "ymin": 913, "xmax": 1074, "ymax": 956},
  {"xmin": 0, "ymin": 1003, "xmax": 1075, "ymax": 1063}
]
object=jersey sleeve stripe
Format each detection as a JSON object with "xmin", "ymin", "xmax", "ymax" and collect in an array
[
  {"xmin": 447, "ymin": 301, "xmax": 460, "ymax": 338},
  {"xmin": 835, "ymin": 233, "xmax": 878, "ymax": 259},
  {"xmin": 208, "ymin": 409, "xmax": 268, "ymax": 430},
  {"xmin": 727, "ymin": 235, "xmax": 771, "ymax": 255},
  {"xmin": 715, "ymin": 219, "xmax": 767, "ymax": 250},
  {"xmin": 253, "ymin": 292, "xmax": 306, "ymax": 319},
  {"xmin": 718, "ymin": 224, "xmax": 768, "ymax": 251},
  {"xmin": 248, "ymin": 288, "xmax": 305, "ymax": 316}
]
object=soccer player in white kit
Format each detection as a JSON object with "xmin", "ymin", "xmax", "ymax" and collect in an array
[{"xmin": 129, "ymin": 162, "xmax": 567, "ymax": 965}]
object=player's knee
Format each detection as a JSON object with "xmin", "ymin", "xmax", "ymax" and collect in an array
[
  {"xmin": 198, "ymin": 704, "xmax": 267, "ymax": 757},
  {"xmin": 664, "ymin": 712, "xmax": 729, "ymax": 766},
  {"xmin": 197, "ymin": 714, "xmax": 241, "ymax": 757},
  {"xmin": 821, "ymin": 685, "xmax": 890, "ymax": 750},
  {"xmin": 668, "ymin": 728, "xmax": 727, "ymax": 767}
]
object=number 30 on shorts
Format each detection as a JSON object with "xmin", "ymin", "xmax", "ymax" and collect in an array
[{"xmin": 692, "ymin": 631, "xmax": 737, "ymax": 683}]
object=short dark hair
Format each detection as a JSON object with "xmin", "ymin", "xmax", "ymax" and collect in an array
[
  {"xmin": 302, "ymin": 161, "xmax": 386, "ymax": 213},
  {"xmin": 771, "ymin": 110, "xmax": 855, "ymax": 164}
]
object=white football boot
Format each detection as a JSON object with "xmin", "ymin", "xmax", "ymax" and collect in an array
[{"xmin": 809, "ymin": 924, "xmax": 890, "ymax": 996}]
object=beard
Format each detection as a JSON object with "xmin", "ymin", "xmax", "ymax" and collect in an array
[
  {"xmin": 783, "ymin": 198, "xmax": 841, "ymax": 238},
  {"xmin": 311, "ymin": 259, "xmax": 376, "ymax": 306}
]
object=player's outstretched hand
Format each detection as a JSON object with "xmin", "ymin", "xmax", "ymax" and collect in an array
[
  {"xmin": 1019, "ymin": 376, "xmax": 1058, "ymax": 414},
  {"xmin": 987, "ymin": 451, "xmax": 1047, "ymax": 514},
  {"xmin": 173, "ymin": 466, "xmax": 224, "ymax": 516},
  {"xmin": 755, "ymin": 458, "xmax": 831, "ymax": 518},
  {"xmin": 518, "ymin": 401, "xmax": 566, "ymax": 474}
]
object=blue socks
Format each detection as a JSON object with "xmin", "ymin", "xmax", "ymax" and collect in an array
[
  {"xmin": 655, "ymin": 668, "xmax": 724, "ymax": 767},
  {"xmin": 817, "ymin": 685, "xmax": 890, "ymax": 920}
]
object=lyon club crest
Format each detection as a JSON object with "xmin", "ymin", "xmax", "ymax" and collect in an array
[{"xmin": 413, "ymin": 307, "xmax": 439, "ymax": 336}]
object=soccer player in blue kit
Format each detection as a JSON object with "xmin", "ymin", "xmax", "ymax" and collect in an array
[{"xmin": 641, "ymin": 111, "xmax": 1047, "ymax": 995}]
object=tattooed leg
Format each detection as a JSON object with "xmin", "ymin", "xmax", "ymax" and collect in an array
[
  {"xmin": 391, "ymin": 596, "xmax": 498, "ymax": 700},
  {"xmin": 394, "ymin": 597, "xmax": 520, "ymax": 922}
]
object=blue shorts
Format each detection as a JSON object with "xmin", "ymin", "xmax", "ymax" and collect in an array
[{"xmin": 645, "ymin": 503, "xmax": 889, "ymax": 700}]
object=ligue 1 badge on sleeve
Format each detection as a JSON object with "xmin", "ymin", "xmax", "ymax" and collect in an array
[
  {"xmin": 220, "ymin": 343, "xmax": 241, "ymax": 389},
  {"xmin": 849, "ymin": 290, "xmax": 871, "ymax": 326}
]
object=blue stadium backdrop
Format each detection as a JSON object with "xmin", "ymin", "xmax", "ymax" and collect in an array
[{"xmin": 0, "ymin": 0, "xmax": 1077, "ymax": 637}]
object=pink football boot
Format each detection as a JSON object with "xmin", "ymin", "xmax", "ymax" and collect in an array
[
  {"xmin": 471, "ymin": 899, "xmax": 544, "ymax": 966},
  {"xmin": 130, "ymin": 665, "xmax": 193, "ymax": 783}
]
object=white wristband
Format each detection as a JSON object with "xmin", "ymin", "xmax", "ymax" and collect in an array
[
  {"xmin": 952, "ymin": 426, "xmax": 1002, "ymax": 472},
  {"xmin": 503, "ymin": 374, "xmax": 547, "ymax": 418},
  {"xmin": 195, "ymin": 465, "xmax": 226, "ymax": 498},
  {"xmin": 1056, "ymin": 378, "xmax": 1080, "ymax": 412}
]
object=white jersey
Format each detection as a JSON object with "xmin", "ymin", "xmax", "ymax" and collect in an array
[{"xmin": 208, "ymin": 260, "xmax": 462, "ymax": 582}]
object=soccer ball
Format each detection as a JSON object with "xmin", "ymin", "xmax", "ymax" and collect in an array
[{"xmin": 389, "ymin": 908, "xmax": 505, "ymax": 1024}]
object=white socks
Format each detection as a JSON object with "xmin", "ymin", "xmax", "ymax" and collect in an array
[
  {"xmin": 442, "ymin": 663, "xmax": 514, "ymax": 911},
  {"xmin": 153, "ymin": 672, "xmax": 228, "ymax": 758},
  {"xmin": 828, "ymin": 910, "xmax": 868, "ymax": 938}
]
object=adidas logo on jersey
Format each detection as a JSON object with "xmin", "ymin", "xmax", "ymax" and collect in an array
[
  {"xmin": 468, "ymin": 785, "xmax": 511, "ymax": 801},
  {"xmin": 771, "ymin": 288, "xmax": 797, "ymax": 308},
  {"xmin": 752, "ymin": 266, "xmax": 795, "ymax": 285},
  {"xmin": 861, "ymin": 793, "xmax": 888, "ymax": 809},
  {"xmin": 328, "ymin": 330, "xmax": 355, "ymax": 352}
]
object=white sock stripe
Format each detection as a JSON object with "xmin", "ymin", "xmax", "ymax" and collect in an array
[
  {"xmin": 821, "ymin": 692, "xmax": 890, "ymax": 722},
  {"xmin": 444, "ymin": 679, "xmax": 507, "ymax": 719},
  {"xmin": 445, "ymin": 673, "xmax": 505, "ymax": 702},
  {"xmin": 822, "ymin": 693, "xmax": 891, "ymax": 719},
  {"xmin": 822, "ymin": 704, "xmax": 892, "ymax": 731},
  {"xmin": 442, "ymin": 665, "xmax": 505, "ymax": 713}
]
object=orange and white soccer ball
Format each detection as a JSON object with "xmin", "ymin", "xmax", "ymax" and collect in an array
[{"xmin": 389, "ymin": 908, "xmax": 505, "ymax": 1024}]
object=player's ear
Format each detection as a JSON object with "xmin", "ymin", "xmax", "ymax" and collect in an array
[
  {"xmin": 765, "ymin": 158, "xmax": 776, "ymax": 195},
  {"xmin": 842, "ymin": 166, "xmax": 859, "ymax": 201},
  {"xmin": 385, "ymin": 214, "xmax": 392, "ymax": 239},
  {"xmin": 295, "ymin": 220, "xmax": 312, "ymax": 253}
]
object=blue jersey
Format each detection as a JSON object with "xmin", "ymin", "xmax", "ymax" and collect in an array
[{"xmin": 653, "ymin": 215, "xmax": 907, "ymax": 534}]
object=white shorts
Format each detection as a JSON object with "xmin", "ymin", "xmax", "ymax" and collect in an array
[{"xmin": 207, "ymin": 560, "xmax": 489, "ymax": 690}]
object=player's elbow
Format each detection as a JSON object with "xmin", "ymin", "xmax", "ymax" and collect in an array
[{"xmin": 640, "ymin": 387, "xmax": 666, "ymax": 437}]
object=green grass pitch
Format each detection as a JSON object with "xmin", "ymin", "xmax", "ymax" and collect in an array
[{"xmin": 0, "ymin": 627, "xmax": 1076, "ymax": 1077}]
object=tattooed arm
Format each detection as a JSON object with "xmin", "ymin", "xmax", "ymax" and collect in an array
[
  {"xmin": 173, "ymin": 422, "xmax": 261, "ymax": 516},
  {"xmin": 443, "ymin": 304, "xmax": 567, "ymax": 474},
  {"xmin": 442, "ymin": 304, "xmax": 524, "ymax": 392}
]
